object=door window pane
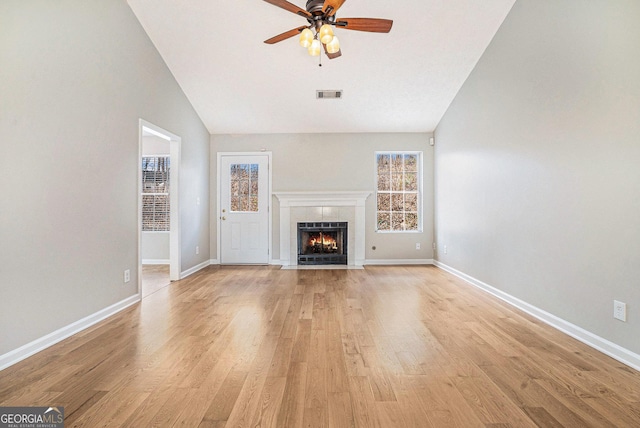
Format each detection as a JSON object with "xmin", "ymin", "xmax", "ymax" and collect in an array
[{"xmin": 230, "ymin": 163, "xmax": 259, "ymax": 212}]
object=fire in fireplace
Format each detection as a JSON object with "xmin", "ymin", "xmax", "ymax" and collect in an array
[{"xmin": 297, "ymin": 222, "xmax": 347, "ymax": 265}]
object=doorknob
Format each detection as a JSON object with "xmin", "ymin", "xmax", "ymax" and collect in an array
[
  {"xmin": 222, "ymin": 209, "xmax": 226, "ymax": 213},
  {"xmin": 221, "ymin": 216, "xmax": 226, "ymax": 221}
]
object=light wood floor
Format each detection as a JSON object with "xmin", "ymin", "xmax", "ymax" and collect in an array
[
  {"xmin": 142, "ymin": 264, "xmax": 170, "ymax": 298},
  {"xmin": 1, "ymin": 266, "xmax": 639, "ymax": 427}
]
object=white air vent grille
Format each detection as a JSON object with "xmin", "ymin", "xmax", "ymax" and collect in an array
[{"xmin": 316, "ymin": 90, "xmax": 343, "ymax": 99}]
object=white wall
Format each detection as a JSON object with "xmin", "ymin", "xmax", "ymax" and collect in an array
[
  {"xmin": 0, "ymin": 0, "xmax": 210, "ymax": 356},
  {"xmin": 142, "ymin": 135, "xmax": 170, "ymax": 156},
  {"xmin": 211, "ymin": 133, "xmax": 434, "ymax": 262},
  {"xmin": 435, "ymin": 0, "xmax": 640, "ymax": 354}
]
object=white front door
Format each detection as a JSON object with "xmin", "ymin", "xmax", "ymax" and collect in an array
[{"xmin": 219, "ymin": 154, "xmax": 270, "ymax": 264}]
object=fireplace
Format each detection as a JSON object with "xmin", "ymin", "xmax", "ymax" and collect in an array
[
  {"xmin": 274, "ymin": 191, "xmax": 371, "ymax": 266},
  {"xmin": 297, "ymin": 222, "xmax": 347, "ymax": 265}
]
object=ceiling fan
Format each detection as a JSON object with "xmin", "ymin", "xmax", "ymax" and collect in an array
[{"xmin": 263, "ymin": 0, "xmax": 393, "ymax": 60}]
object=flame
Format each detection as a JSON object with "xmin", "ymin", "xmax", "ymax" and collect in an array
[{"xmin": 308, "ymin": 233, "xmax": 338, "ymax": 250}]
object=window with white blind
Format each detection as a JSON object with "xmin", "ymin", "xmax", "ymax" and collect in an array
[
  {"xmin": 142, "ymin": 156, "xmax": 170, "ymax": 231},
  {"xmin": 376, "ymin": 152, "xmax": 422, "ymax": 232}
]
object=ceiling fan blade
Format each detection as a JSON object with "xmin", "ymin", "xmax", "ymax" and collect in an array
[
  {"xmin": 264, "ymin": 26, "xmax": 307, "ymax": 44},
  {"xmin": 263, "ymin": 0, "xmax": 311, "ymax": 19},
  {"xmin": 322, "ymin": 0, "xmax": 346, "ymax": 17},
  {"xmin": 335, "ymin": 18, "xmax": 393, "ymax": 33},
  {"xmin": 323, "ymin": 43, "xmax": 342, "ymax": 59}
]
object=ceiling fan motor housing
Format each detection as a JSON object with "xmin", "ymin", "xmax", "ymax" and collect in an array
[{"xmin": 306, "ymin": 0, "xmax": 327, "ymax": 16}]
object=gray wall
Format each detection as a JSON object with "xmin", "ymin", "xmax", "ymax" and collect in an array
[
  {"xmin": 435, "ymin": 0, "xmax": 640, "ymax": 354},
  {"xmin": 211, "ymin": 133, "xmax": 434, "ymax": 261},
  {"xmin": 141, "ymin": 233, "xmax": 170, "ymax": 262},
  {"xmin": 0, "ymin": 0, "xmax": 210, "ymax": 355}
]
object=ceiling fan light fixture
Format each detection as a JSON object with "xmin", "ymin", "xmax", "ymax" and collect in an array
[
  {"xmin": 326, "ymin": 36, "xmax": 340, "ymax": 54},
  {"xmin": 308, "ymin": 38, "xmax": 321, "ymax": 56},
  {"xmin": 299, "ymin": 28, "xmax": 313, "ymax": 48},
  {"xmin": 319, "ymin": 24, "xmax": 334, "ymax": 45},
  {"xmin": 263, "ymin": 0, "xmax": 393, "ymax": 62}
]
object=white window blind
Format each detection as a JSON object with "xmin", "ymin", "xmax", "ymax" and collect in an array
[{"xmin": 142, "ymin": 156, "xmax": 170, "ymax": 231}]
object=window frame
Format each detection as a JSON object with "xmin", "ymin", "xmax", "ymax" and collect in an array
[{"xmin": 374, "ymin": 151, "xmax": 423, "ymax": 233}]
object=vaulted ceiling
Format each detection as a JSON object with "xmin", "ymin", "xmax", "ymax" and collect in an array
[{"xmin": 127, "ymin": 0, "xmax": 515, "ymax": 134}]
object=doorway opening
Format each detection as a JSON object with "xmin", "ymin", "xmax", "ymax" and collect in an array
[{"xmin": 138, "ymin": 120, "xmax": 181, "ymax": 297}]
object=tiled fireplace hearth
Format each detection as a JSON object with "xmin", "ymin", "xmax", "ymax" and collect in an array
[{"xmin": 274, "ymin": 191, "xmax": 371, "ymax": 266}]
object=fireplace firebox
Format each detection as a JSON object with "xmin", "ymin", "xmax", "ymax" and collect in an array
[{"xmin": 297, "ymin": 222, "xmax": 347, "ymax": 265}]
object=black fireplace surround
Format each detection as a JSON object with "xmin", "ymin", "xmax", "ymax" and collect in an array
[{"xmin": 297, "ymin": 222, "xmax": 347, "ymax": 265}]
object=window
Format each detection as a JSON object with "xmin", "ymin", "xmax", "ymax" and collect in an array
[
  {"xmin": 142, "ymin": 156, "xmax": 170, "ymax": 231},
  {"xmin": 230, "ymin": 163, "xmax": 259, "ymax": 212},
  {"xmin": 376, "ymin": 152, "xmax": 422, "ymax": 232}
]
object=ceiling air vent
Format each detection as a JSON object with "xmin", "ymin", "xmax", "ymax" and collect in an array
[{"xmin": 316, "ymin": 90, "xmax": 343, "ymax": 99}]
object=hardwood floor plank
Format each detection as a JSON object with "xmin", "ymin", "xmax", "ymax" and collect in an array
[
  {"xmin": 375, "ymin": 401, "xmax": 409, "ymax": 427},
  {"xmin": 267, "ymin": 338, "xmax": 294, "ymax": 378},
  {"xmin": 304, "ymin": 330, "xmax": 328, "ymax": 410},
  {"xmin": 420, "ymin": 374, "xmax": 485, "ymax": 427},
  {"xmin": 171, "ymin": 386, "xmax": 223, "ymax": 427},
  {"xmin": 479, "ymin": 360, "xmax": 593, "ymax": 427},
  {"xmin": 522, "ymin": 406, "xmax": 565, "ymax": 428},
  {"xmin": 248, "ymin": 376, "xmax": 286, "ymax": 428},
  {"xmin": 280, "ymin": 294, "xmax": 304, "ymax": 339},
  {"xmin": 348, "ymin": 376, "xmax": 382, "ymax": 428},
  {"xmin": 534, "ymin": 377, "xmax": 618, "ymax": 428},
  {"xmin": 451, "ymin": 374, "xmax": 536, "ymax": 427},
  {"xmin": 201, "ymin": 369, "xmax": 248, "ymax": 424},
  {"xmin": 276, "ymin": 362, "xmax": 307, "ymax": 428},
  {"xmin": 118, "ymin": 383, "xmax": 175, "ymax": 427},
  {"xmin": 394, "ymin": 387, "xmax": 436, "ymax": 428},
  {"xmin": 327, "ymin": 391, "xmax": 355, "ymax": 428},
  {"xmin": 300, "ymin": 290, "xmax": 315, "ymax": 320},
  {"xmin": 224, "ymin": 335, "xmax": 279, "ymax": 427},
  {"xmin": 326, "ymin": 321, "xmax": 350, "ymax": 393},
  {"xmin": 290, "ymin": 319, "xmax": 312, "ymax": 363},
  {"xmin": 0, "ymin": 266, "xmax": 638, "ymax": 427}
]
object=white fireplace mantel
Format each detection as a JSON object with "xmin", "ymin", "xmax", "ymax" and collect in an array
[{"xmin": 274, "ymin": 191, "xmax": 371, "ymax": 266}]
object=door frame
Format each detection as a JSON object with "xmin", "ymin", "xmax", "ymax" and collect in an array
[
  {"xmin": 138, "ymin": 119, "xmax": 181, "ymax": 293},
  {"xmin": 217, "ymin": 152, "xmax": 273, "ymax": 265}
]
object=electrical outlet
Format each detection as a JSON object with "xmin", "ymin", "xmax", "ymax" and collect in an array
[
  {"xmin": 416, "ymin": 243, "xmax": 421, "ymax": 250},
  {"xmin": 614, "ymin": 300, "xmax": 627, "ymax": 322},
  {"xmin": 196, "ymin": 246, "xmax": 200, "ymax": 255},
  {"xmin": 432, "ymin": 242, "xmax": 436, "ymax": 251},
  {"xmin": 123, "ymin": 269, "xmax": 130, "ymax": 283},
  {"xmin": 444, "ymin": 245, "xmax": 448, "ymax": 254},
  {"xmin": 197, "ymin": 197, "xmax": 201, "ymax": 206}
]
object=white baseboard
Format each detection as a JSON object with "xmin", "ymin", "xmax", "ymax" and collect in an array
[
  {"xmin": 212, "ymin": 259, "xmax": 283, "ymax": 266},
  {"xmin": 434, "ymin": 261, "xmax": 640, "ymax": 372},
  {"xmin": 281, "ymin": 265, "xmax": 364, "ymax": 270},
  {"xmin": 180, "ymin": 260, "xmax": 211, "ymax": 279},
  {"xmin": 142, "ymin": 259, "xmax": 170, "ymax": 265},
  {"xmin": 364, "ymin": 259, "xmax": 434, "ymax": 266},
  {"xmin": 271, "ymin": 259, "xmax": 433, "ymax": 267},
  {"xmin": 0, "ymin": 294, "xmax": 140, "ymax": 371}
]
